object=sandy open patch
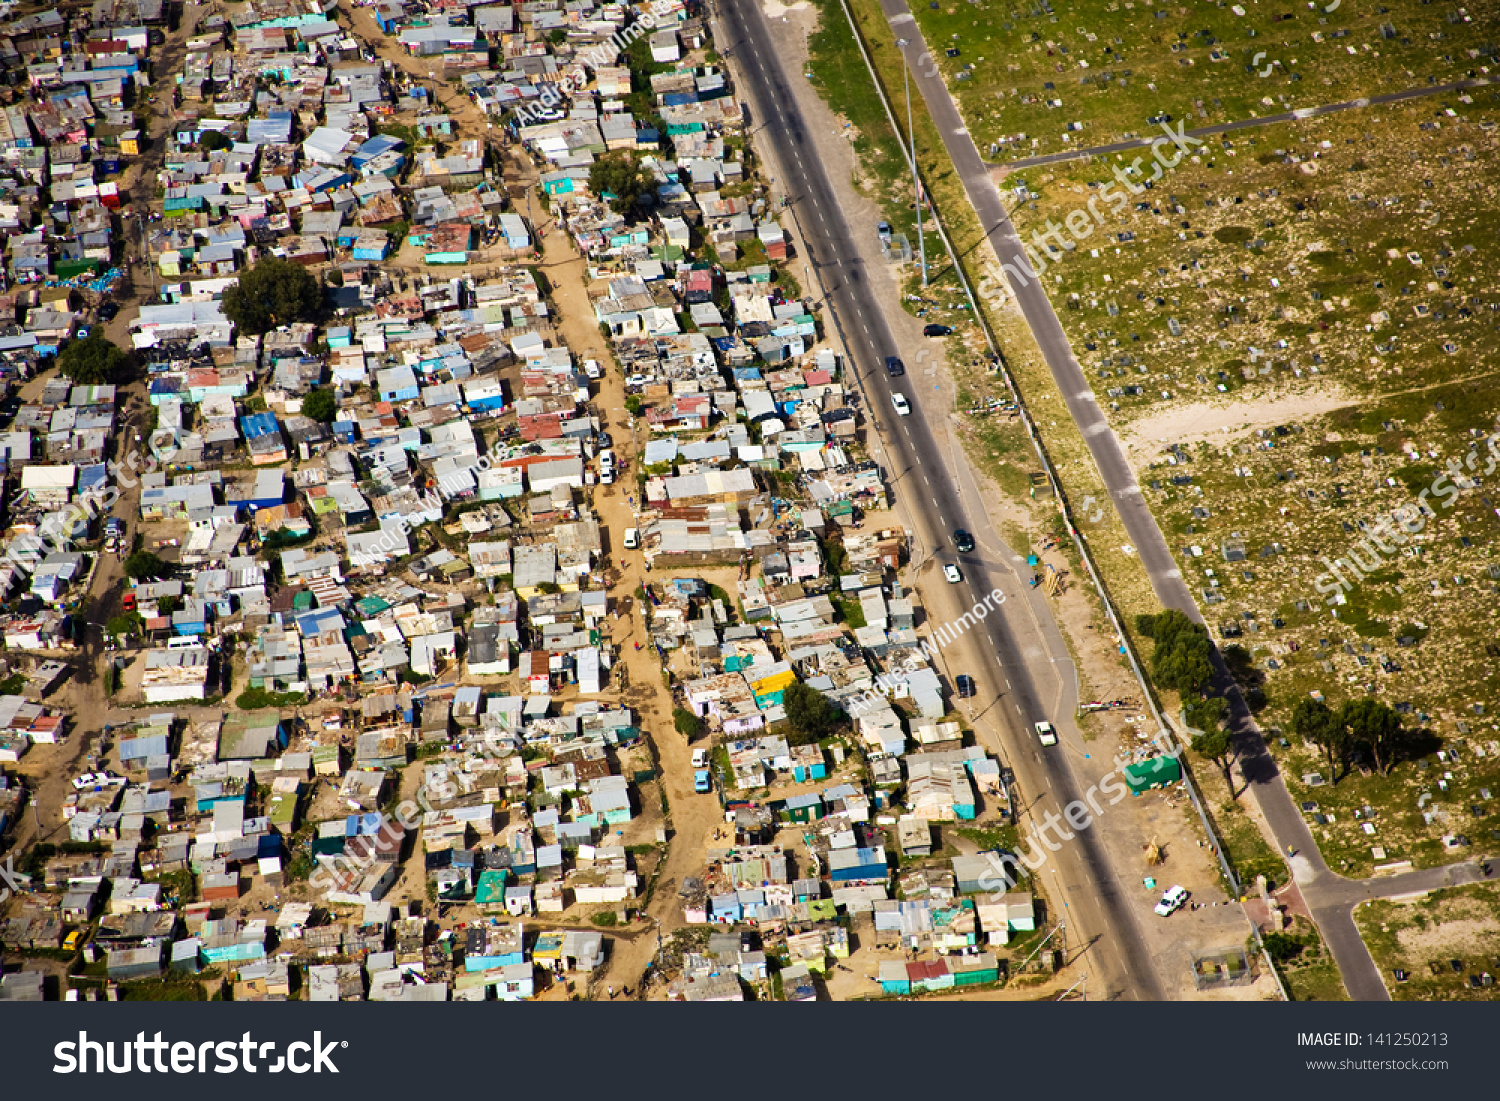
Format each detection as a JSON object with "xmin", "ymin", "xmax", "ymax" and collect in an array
[{"xmin": 1117, "ymin": 385, "xmax": 1357, "ymax": 457}]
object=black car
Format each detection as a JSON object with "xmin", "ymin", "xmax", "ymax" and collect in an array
[
  {"xmin": 99, "ymin": 301, "xmax": 119, "ymax": 321},
  {"xmin": 956, "ymin": 675, "xmax": 976, "ymax": 699},
  {"xmin": 953, "ymin": 529, "xmax": 975, "ymax": 553},
  {"xmin": 923, "ymin": 324, "xmax": 952, "ymax": 337},
  {"xmin": 885, "ymin": 356, "xmax": 905, "ymax": 377},
  {"xmin": 596, "ymin": 431, "xmax": 614, "ymax": 450}
]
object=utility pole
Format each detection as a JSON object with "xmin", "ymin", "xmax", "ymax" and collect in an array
[{"xmin": 895, "ymin": 38, "xmax": 927, "ymax": 286}]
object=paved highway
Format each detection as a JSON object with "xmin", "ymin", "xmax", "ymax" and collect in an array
[{"xmin": 715, "ymin": 0, "xmax": 1167, "ymax": 1000}]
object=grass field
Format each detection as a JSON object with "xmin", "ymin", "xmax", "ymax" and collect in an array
[
  {"xmin": 1006, "ymin": 90, "xmax": 1500, "ymax": 874},
  {"xmin": 1355, "ymin": 882, "xmax": 1500, "ymax": 998},
  {"xmin": 907, "ymin": 0, "xmax": 1500, "ymax": 161}
]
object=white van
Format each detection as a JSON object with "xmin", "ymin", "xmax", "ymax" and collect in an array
[
  {"xmin": 599, "ymin": 449, "xmax": 616, "ymax": 485},
  {"xmin": 623, "ymin": 527, "xmax": 639, "ymax": 549}
]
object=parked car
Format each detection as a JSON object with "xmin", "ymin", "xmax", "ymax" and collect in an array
[
  {"xmin": 1034, "ymin": 721, "xmax": 1058, "ymax": 746},
  {"xmin": 923, "ymin": 324, "xmax": 952, "ymax": 337},
  {"xmin": 622, "ymin": 527, "xmax": 639, "ymax": 550},
  {"xmin": 599, "ymin": 450, "xmax": 615, "ymax": 484},
  {"xmin": 943, "ymin": 563, "xmax": 962, "ymax": 584},
  {"xmin": 72, "ymin": 771, "xmax": 124, "ymax": 791},
  {"xmin": 694, "ymin": 769, "xmax": 713, "ymax": 793},
  {"xmin": 596, "ymin": 431, "xmax": 614, "ymax": 450},
  {"xmin": 953, "ymin": 529, "xmax": 975, "ymax": 553},
  {"xmin": 956, "ymin": 674, "xmax": 976, "ymax": 698},
  {"xmin": 583, "ymin": 359, "xmax": 602, "ymax": 380},
  {"xmin": 877, "ymin": 221, "xmax": 892, "ymax": 243},
  {"xmin": 885, "ymin": 356, "xmax": 905, "ymax": 377},
  {"xmin": 892, "ymin": 393, "xmax": 912, "ymax": 416},
  {"xmin": 691, "ymin": 748, "xmax": 709, "ymax": 768},
  {"xmin": 99, "ymin": 301, "xmax": 119, "ymax": 321},
  {"xmin": 1154, "ymin": 885, "xmax": 1189, "ymax": 916}
]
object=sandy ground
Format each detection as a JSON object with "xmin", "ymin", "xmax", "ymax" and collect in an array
[
  {"xmin": 1116, "ymin": 385, "xmax": 1359, "ymax": 457},
  {"xmin": 503, "ymin": 172, "xmax": 730, "ymax": 996}
]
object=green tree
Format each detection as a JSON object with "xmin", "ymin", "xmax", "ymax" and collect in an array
[
  {"xmin": 221, "ymin": 257, "xmax": 322, "ymax": 336},
  {"xmin": 1183, "ymin": 694, "xmax": 1227, "ymax": 737},
  {"xmin": 1142, "ymin": 608, "xmax": 1214, "ymax": 696},
  {"xmin": 1262, "ymin": 931, "xmax": 1304, "ymax": 963},
  {"xmin": 1338, "ymin": 698, "xmax": 1405, "ymax": 775},
  {"xmin": 1289, "ymin": 697, "xmax": 1347, "ymax": 782},
  {"xmin": 1192, "ymin": 726, "xmax": 1237, "ymax": 796},
  {"xmin": 198, "ymin": 129, "xmax": 232, "ymax": 152},
  {"xmin": 673, "ymin": 707, "xmax": 704, "ymax": 741},
  {"xmin": 124, "ymin": 550, "xmax": 171, "ymax": 581},
  {"xmin": 302, "ymin": 387, "xmax": 338, "ymax": 423},
  {"xmin": 106, "ymin": 612, "xmax": 143, "ymax": 637},
  {"xmin": 57, "ymin": 334, "xmax": 129, "ymax": 385},
  {"xmin": 782, "ymin": 682, "xmax": 837, "ymax": 744},
  {"xmin": 588, "ymin": 151, "xmax": 653, "ymax": 216}
]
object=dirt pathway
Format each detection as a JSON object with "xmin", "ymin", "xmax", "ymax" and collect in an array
[{"xmin": 504, "ymin": 173, "xmax": 723, "ymax": 996}]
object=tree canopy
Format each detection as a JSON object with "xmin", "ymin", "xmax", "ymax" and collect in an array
[
  {"xmin": 301, "ymin": 387, "xmax": 338, "ymax": 423},
  {"xmin": 221, "ymin": 257, "xmax": 322, "ymax": 336},
  {"xmin": 673, "ymin": 707, "xmax": 704, "ymax": 741},
  {"xmin": 57, "ymin": 334, "xmax": 129, "ymax": 385},
  {"xmin": 124, "ymin": 550, "xmax": 171, "ymax": 581},
  {"xmin": 1338, "ymin": 698, "xmax": 1406, "ymax": 776},
  {"xmin": 588, "ymin": 152, "xmax": 654, "ymax": 216},
  {"xmin": 782, "ymin": 682, "xmax": 838, "ymax": 744},
  {"xmin": 1289, "ymin": 697, "xmax": 1349, "ymax": 782},
  {"xmin": 1139, "ymin": 608, "xmax": 1214, "ymax": 696}
]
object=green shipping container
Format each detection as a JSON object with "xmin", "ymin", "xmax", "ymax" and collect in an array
[{"xmin": 1123, "ymin": 754, "xmax": 1182, "ymax": 795}]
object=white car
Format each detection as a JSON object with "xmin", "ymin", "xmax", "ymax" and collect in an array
[
  {"xmin": 72, "ymin": 772, "xmax": 124, "ymax": 791},
  {"xmin": 583, "ymin": 359, "xmax": 602, "ymax": 380},
  {"xmin": 623, "ymin": 527, "xmax": 639, "ymax": 550},
  {"xmin": 691, "ymin": 748, "xmax": 709, "ymax": 768},
  {"xmin": 599, "ymin": 450, "xmax": 615, "ymax": 485},
  {"xmin": 892, "ymin": 393, "xmax": 912, "ymax": 416},
  {"xmin": 943, "ymin": 563, "xmax": 962, "ymax": 584},
  {"xmin": 1034, "ymin": 721, "xmax": 1058, "ymax": 746},
  {"xmin": 1154, "ymin": 885, "xmax": 1189, "ymax": 916}
]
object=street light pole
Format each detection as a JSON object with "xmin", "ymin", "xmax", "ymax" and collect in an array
[{"xmin": 895, "ymin": 39, "xmax": 927, "ymax": 287}]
